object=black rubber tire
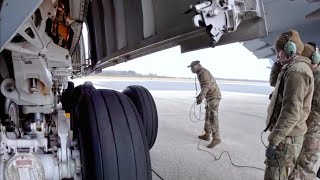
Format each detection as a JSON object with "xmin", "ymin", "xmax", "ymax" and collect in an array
[
  {"xmin": 71, "ymin": 84, "xmax": 96, "ymax": 105},
  {"xmin": 61, "ymin": 81, "xmax": 75, "ymax": 113},
  {"xmin": 0, "ymin": 74, "xmax": 19, "ymax": 133},
  {"xmin": 0, "ymin": 53, "xmax": 15, "ymax": 119},
  {"xmin": 0, "ymin": 74, "xmax": 11, "ymax": 118},
  {"xmin": 0, "ymin": 74, "xmax": 5, "ymax": 116},
  {"xmin": 122, "ymin": 85, "xmax": 158, "ymax": 149},
  {"xmin": 77, "ymin": 89, "xmax": 151, "ymax": 180},
  {"xmin": 71, "ymin": 84, "xmax": 96, "ymax": 138}
]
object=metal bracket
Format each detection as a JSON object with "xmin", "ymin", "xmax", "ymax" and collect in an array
[
  {"xmin": 191, "ymin": 0, "xmax": 262, "ymax": 44},
  {"xmin": 0, "ymin": 51, "xmax": 54, "ymax": 106},
  {"xmin": 0, "ymin": 132, "xmax": 48, "ymax": 153},
  {"xmin": 0, "ymin": 0, "xmax": 43, "ymax": 52},
  {"xmin": 56, "ymin": 111, "xmax": 68, "ymax": 162},
  {"xmin": 22, "ymin": 105, "xmax": 54, "ymax": 114},
  {"xmin": 56, "ymin": 110, "xmax": 73, "ymax": 178},
  {"xmin": 18, "ymin": 18, "xmax": 47, "ymax": 53}
]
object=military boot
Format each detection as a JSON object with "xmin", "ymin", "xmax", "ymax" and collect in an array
[
  {"xmin": 207, "ymin": 138, "xmax": 221, "ymax": 148},
  {"xmin": 198, "ymin": 132, "xmax": 210, "ymax": 141}
]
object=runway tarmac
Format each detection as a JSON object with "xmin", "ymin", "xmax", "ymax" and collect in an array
[
  {"xmin": 73, "ymin": 78, "xmax": 273, "ymax": 95},
  {"xmin": 149, "ymin": 90, "xmax": 268, "ymax": 180}
]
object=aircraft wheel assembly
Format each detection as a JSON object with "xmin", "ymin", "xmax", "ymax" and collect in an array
[
  {"xmin": 70, "ymin": 83, "xmax": 96, "ymax": 138},
  {"xmin": 77, "ymin": 89, "xmax": 152, "ymax": 179},
  {"xmin": 61, "ymin": 81, "xmax": 75, "ymax": 113},
  {"xmin": 122, "ymin": 85, "xmax": 158, "ymax": 149}
]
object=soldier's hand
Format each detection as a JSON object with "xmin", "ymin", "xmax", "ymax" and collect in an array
[
  {"xmin": 269, "ymin": 92, "xmax": 273, "ymax": 100},
  {"xmin": 274, "ymin": 61, "xmax": 283, "ymax": 68},
  {"xmin": 196, "ymin": 99, "xmax": 202, "ymax": 105},
  {"xmin": 265, "ymin": 145, "xmax": 277, "ymax": 159},
  {"xmin": 196, "ymin": 96, "xmax": 202, "ymax": 105}
]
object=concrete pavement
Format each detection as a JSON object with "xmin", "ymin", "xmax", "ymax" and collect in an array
[{"xmin": 150, "ymin": 91, "xmax": 268, "ymax": 180}]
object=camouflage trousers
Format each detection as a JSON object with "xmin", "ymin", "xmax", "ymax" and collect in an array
[
  {"xmin": 288, "ymin": 136, "xmax": 320, "ymax": 180},
  {"xmin": 203, "ymin": 98, "xmax": 221, "ymax": 139},
  {"xmin": 264, "ymin": 136, "xmax": 304, "ymax": 180}
]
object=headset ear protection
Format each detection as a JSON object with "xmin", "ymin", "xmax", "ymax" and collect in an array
[
  {"xmin": 282, "ymin": 32, "xmax": 297, "ymax": 57},
  {"xmin": 308, "ymin": 42, "xmax": 320, "ymax": 64}
]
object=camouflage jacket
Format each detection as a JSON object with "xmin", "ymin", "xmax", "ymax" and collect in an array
[
  {"xmin": 305, "ymin": 66, "xmax": 320, "ymax": 138},
  {"xmin": 266, "ymin": 56, "xmax": 314, "ymax": 146},
  {"xmin": 197, "ymin": 67, "xmax": 221, "ymax": 101}
]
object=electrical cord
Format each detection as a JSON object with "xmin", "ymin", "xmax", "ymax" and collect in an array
[
  {"xmin": 152, "ymin": 168, "xmax": 164, "ymax": 180},
  {"xmin": 13, "ymin": 122, "xmax": 22, "ymax": 138},
  {"xmin": 192, "ymin": 74, "xmax": 264, "ymax": 172},
  {"xmin": 190, "ymin": 106, "xmax": 264, "ymax": 172},
  {"xmin": 151, "ymin": 76, "xmax": 264, "ymax": 179},
  {"xmin": 197, "ymin": 138, "xmax": 264, "ymax": 171},
  {"xmin": 189, "ymin": 101, "xmax": 205, "ymax": 123},
  {"xmin": 189, "ymin": 75, "xmax": 204, "ymax": 122},
  {"xmin": 261, "ymin": 131, "xmax": 267, "ymax": 148},
  {"xmin": 36, "ymin": 147, "xmax": 46, "ymax": 154},
  {"xmin": 195, "ymin": 75, "xmax": 198, "ymax": 95},
  {"xmin": 190, "ymin": 75, "xmax": 207, "ymax": 123}
]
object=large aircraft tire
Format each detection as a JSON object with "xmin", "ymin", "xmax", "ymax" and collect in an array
[
  {"xmin": 61, "ymin": 81, "xmax": 75, "ymax": 113},
  {"xmin": 77, "ymin": 89, "xmax": 151, "ymax": 180},
  {"xmin": 122, "ymin": 85, "xmax": 158, "ymax": 149},
  {"xmin": 0, "ymin": 75, "xmax": 14, "ymax": 120},
  {"xmin": 0, "ymin": 59, "xmax": 19, "ymax": 129},
  {"xmin": 0, "ymin": 74, "xmax": 5, "ymax": 117},
  {"xmin": 70, "ymin": 84, "xmax": 96, "ymax": 138}
]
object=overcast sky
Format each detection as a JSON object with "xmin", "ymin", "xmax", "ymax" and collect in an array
[
  {"xmin": 83, "ymin": 26, "xmax": 272, "ymax": 81},
  {"xmin": 106, "ymin": 43, "xmax": 271, "ymax": 81}
]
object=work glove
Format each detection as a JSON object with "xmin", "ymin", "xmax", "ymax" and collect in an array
[
  {"xmin": 265, "ymin": 144, "xmax": 278, "ymax": 160},
  {"xmin": 196, "ymin": 96, "xmax": 203, "ymax": 105},
  {"xmin": 269, "ymin": 91, "xmax": 273, "ymax": 100}
]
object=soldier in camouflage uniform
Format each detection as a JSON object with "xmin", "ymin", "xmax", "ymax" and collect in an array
[
  {"xmin": 264, "ymin": 30, "xmax": 314, "ymax": 180},
  {"xmin": 188, "ymin": 60, "xmax": 222, "ymax": 148},
  {"xmin": 288, "ymin": 42, "xmax": 320, "ymax": 180}
]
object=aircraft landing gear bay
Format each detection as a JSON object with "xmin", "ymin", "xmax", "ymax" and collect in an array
[{"xmin": 0, "ymin": 0, "xmax": 156, "ymax": 179}]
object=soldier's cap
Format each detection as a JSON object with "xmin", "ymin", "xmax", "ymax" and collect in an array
[
  {"xmin": 187, "ymin": 60, "xmax": 200, "ymax": 68},
  {"xmin": 275, "ymin": 30, "xmax": 304, "ymax": 53},
  {"xmin": 302, "ymin": 43, "xmax": 317, "ymax": 60}
]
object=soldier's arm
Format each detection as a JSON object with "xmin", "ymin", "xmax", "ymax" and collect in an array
[
  {"xmin": 197, "ymin": 72, "xmax": 211, "ymax": 99},
  {"xmin": 306, "ymin": 81, "xmax": 320, "ymax": 134},
  {"xmin": 269, "ymin": 62, "xmax": 282, "ymax": 87},
  {"xmin": 268, "ymin": 72, "xmax": 313, "ymax": 146}
]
